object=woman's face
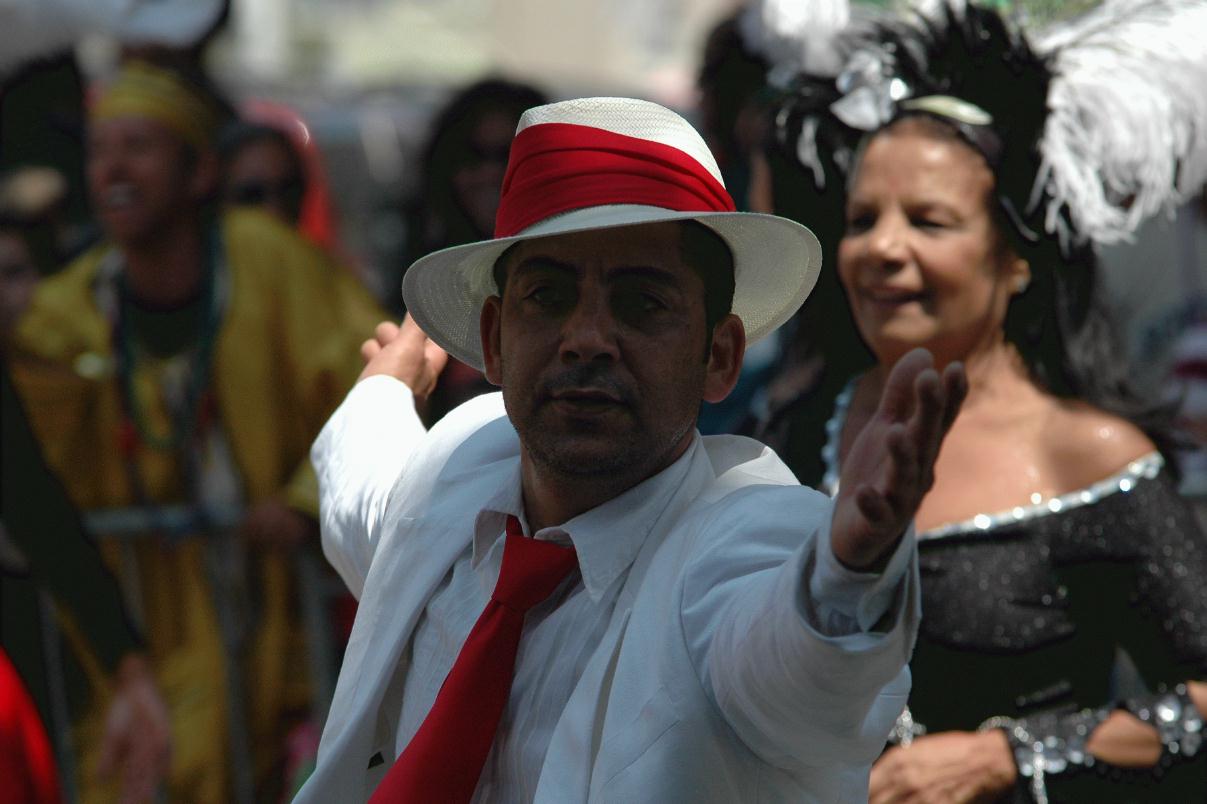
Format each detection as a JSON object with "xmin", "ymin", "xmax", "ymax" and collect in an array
[{"xmin": 838, "ymin": 124, "xmax": 1027, "ymax": 367}]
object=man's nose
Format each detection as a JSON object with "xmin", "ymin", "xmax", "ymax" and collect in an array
[{"xmin": 559, "ymin": 292, "xmax": 620, "ymax": 364}]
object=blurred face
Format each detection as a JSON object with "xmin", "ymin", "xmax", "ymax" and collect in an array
[
  {"xmin": 453, "ymin": 111, "xmax": 516, "ymax": 237},
  {"xmin": 838, "ymin": 125, "xmax": 1028, "ymax": 366},
  {"xmin": 224, "ymin": 138, "xmax": 304, "ymax": 225},
  {"xmin": 481, "ymin": 222, "xmax": 742, "ymax": 485},
  {"xmin": 0, "ymin": 231, "xmax": 39, "ymax": 335},
  {"xmin": 88, "ymin": 116, "xmax": 208, "ymax": 246}
]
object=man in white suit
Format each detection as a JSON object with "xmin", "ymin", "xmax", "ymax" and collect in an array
[{"xmin": 297, "ymin": 97, "xmax": 966, "ymax": 802}]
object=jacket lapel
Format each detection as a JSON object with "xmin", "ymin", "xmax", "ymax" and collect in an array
[{"xmin": 297, "ymin": 502, "xmax": 473, "ymax": 800}]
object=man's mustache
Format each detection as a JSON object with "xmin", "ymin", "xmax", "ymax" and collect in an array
[{"xmin": 537, "ymin": 365, "xmax": 635, "ymax": 406}]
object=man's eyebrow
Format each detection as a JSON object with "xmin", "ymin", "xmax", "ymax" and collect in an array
[
  {"xmin": 509, "ymin": 259, "xmax": 684, "ymax": 289},
  {"xmin": 511, "ymin": 256, "xmax": 576, "ymax": 277},
  {"xmin": 610, "ymin": 265, "xmax": 681, "ymax": 284}
]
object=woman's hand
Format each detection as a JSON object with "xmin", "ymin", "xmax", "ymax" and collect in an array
[{"xmin": 870, "ymin": 730, "xmax": 1016, "ymax": 804}]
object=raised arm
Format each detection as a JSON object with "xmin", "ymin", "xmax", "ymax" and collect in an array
[
  {"xmin": 311, "ymin": 317, "xmax": 448, "ymax": 596},
  {"xmin": 689, "ymin": 349, "xmax": 965, "ymax": 775}
]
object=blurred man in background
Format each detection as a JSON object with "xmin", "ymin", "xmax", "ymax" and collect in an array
[{"xmin": 6, "ymin": 58, "xmax": 382, "ymax": 802}]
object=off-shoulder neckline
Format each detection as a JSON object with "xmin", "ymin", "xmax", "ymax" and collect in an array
[{"xmin": 820, "ymin": 378, "xmax": 1165, "ymax": 542}]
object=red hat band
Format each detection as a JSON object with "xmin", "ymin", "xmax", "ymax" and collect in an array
[{"xmin": 493, "ymin": 122, "xmax": 737, "ymax": 239}]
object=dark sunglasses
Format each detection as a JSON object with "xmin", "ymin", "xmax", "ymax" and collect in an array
[{"xmin": 227, "ymin": 177, "xmax": 304, "ymax": 206}]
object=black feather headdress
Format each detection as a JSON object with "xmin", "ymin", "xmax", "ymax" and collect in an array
[{"xmin": 765, "ymin": 0, "xmax": 1207, "ymax": 255}]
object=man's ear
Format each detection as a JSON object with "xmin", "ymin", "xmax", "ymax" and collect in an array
[
  {"xmin": 480, "ymin": 295, "xmax": 504, "ymax": 386},
  {"xmin": 703, "ymin": 313, "xmax": 745, "ymax": 404}
]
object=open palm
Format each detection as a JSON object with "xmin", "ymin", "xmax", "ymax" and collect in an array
[{"xmin": 830, "ymin": 349, "xmax": 966, "ymax": 570}]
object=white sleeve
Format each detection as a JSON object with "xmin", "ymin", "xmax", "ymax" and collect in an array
[
  {"xmin": 807, "ymin": 522, "xmax": 917, "ymax": 635},
  {"xmin": 310, "ymin": 375, "xmax": 426, "ymax": 599},
  {"xmin": 682, "ymin": 486, "xmax": 919, "ymax": 772}
]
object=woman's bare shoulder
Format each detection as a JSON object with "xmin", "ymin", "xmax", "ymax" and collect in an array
[{"xmin": 1043, "ymin": 401, "xmax": 1158, "ymax": 487}]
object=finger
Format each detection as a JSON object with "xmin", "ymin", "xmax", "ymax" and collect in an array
[
  {"xmin": 887, "ymin": 423, "xmax": 917, "ymax": 479},
  {"xmin": 903, "ymin": 367, "xmax": 944, "ymax": 462},
  {"xmin": 424, "ymin": 338, "xmax": 450, "ymax": 377},
  {"xmin": 856, "ymin": 484, "xmax": 895, "ymax": 527},
  {"xmin": 360, "ymin": 337, "xmax": 382, "ymax": 364},
  {"xmin": 398, "ymin": 314, "xmax": 431, "ymax": 349},
  {"xmin": 374, "ymin": 320, "xmax": 401, "ymax": 346},
  {"xmin": 879, "ymin": 349, "xmax": 934, "ymax": 422},
  {"xmin": 881, "ymin": 427, "xmax": 920, "ymax": 513},
  {"xmin": 939, "ymin": 361, "xmax": 968, "ymax": 435}
]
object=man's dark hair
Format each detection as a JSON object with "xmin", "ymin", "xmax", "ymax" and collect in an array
[
  {"xmin": 491, "ymin": 219, "xmax": 735, "ymax": 353},
  {"xmin": 679, "ymin": 219, "xmax": 735, "ymax": 338}
]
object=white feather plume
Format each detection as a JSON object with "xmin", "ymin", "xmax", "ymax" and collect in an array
[
  {"xmin": 0, "ymin": 0, "xmax": 83, "ymax": 75},
  {"xmin": 739, "ymin": 0, "xmax": 854, "ymax": 84},
  {"xmin": 1035, "ymin": 0, "xmax": 1207, "ymax": 245}
]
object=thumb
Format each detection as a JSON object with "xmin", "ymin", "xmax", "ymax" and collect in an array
[{"xmin": 425, "ymin": 338, "xmax": 449, "ymax": 376}]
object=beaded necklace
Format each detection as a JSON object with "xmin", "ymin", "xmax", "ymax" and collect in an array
[{"xmin": 111, "ymin": 230, "xmax": 225, "ymax": 455}]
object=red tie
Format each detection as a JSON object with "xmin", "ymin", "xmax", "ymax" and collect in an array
[{"xmin": 370, "ymin": 515, "xmax": 578, "ymax": 803}]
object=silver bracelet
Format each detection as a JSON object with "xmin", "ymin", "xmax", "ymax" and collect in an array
[
  {"xmin": 1123, "ymin": 684, "xmax": 1205, "ymax": 766},
  {"xmin": 978, "ymin": 707, "xmax": 1111, "ymax": 804},
  {"xmin": 888, "ymin": 705, "xmax": 927, "ymax": 747}
]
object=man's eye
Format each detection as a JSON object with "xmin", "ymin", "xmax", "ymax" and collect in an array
[
  {"xmin": 639, "ymin": 293, "xmax": 668, "ymax": 312},
  {"xmin": 614, "ymin": 290, "xmax": 668, "ymax": 321},
  {"xmin": 525, "ymin": 285, "xmax": 566, "ymax": 307}
]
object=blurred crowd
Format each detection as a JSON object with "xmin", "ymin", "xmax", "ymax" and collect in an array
[{"xmin": 1, "ymin": 1, "xmax": 1206, "ymax": 803}]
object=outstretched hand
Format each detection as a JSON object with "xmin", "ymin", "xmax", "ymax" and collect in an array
[
  {"xmin": 831, "ymin": 349, "xmax": 966, "ymax": 570},
  {"xmin": 359, "ymin": 315, "xmax": 449, "ymax": 400},
  {"xmin": 97, "ymin": 654, "xmax": 171, "ymax": 804}
]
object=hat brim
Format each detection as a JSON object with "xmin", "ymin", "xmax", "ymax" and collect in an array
[{"xmin": 402, "ymin": 204, "xmax": 823, "ymax": 371}]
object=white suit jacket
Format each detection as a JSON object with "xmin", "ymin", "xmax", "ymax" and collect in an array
[{"xmin": 297, "ymin": 377, "xmax": 920, "ymax": 803}]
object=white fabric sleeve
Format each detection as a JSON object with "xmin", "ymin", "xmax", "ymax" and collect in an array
[
  {"xmin": 310, "ymin": 375, "xmax": 426, "ymax": 599},
  {"xmin": 683, "ymin": 486, "xmax": 920, "ymax": 772},
  {"xmin": 807, "ymin": 524, "xmax": 916, "ymax": 635}
]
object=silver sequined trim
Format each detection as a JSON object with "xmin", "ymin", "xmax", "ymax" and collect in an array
[{"xmin": 820, "ymin": 378, "xmax": 1165, "ymax": 542}]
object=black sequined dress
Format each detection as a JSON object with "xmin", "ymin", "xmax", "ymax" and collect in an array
[{"xmin": 821, "ymin": 384, "xmax": 1207, "ymax": 802}]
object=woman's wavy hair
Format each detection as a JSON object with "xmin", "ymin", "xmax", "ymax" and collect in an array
[{"xmin": 772, "ymin": 3, "xmax": 1181, "ymax": 466}]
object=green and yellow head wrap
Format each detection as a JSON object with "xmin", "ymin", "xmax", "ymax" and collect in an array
[{"xmin": 93, "ymin": 61, "xmax": 222, "ymax": 153}]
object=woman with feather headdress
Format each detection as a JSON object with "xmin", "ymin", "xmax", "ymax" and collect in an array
[{"xmin": 755, "ymin": 1, "xmax": 1207, "ymax": 801}]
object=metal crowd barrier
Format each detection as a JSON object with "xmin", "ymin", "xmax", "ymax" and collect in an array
[{"xmin": 30, "ymin": 504, "xmax": 344, "ymax": 804}]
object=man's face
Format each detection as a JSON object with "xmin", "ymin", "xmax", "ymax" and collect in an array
[
  {"xmin": 481, "ymin": 221, "xmax": 740, "ymax": 487},
  {"xmin": 87, "ymin": 116, "xmax": 206, "ymax": 246}
]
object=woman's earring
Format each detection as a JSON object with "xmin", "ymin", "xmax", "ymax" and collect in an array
[{"xmin": 1013, "ymin": 272, "xmax": 1031, "ymax": 295}]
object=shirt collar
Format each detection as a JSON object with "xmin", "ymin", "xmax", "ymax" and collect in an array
[{"xmin": 473, "ymin": 435, "xmax": 706, "ymax": 601}]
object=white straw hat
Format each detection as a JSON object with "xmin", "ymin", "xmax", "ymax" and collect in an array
[{"xmin": 402, "ymin": 96, "xmax": 823, "ymax": 371}]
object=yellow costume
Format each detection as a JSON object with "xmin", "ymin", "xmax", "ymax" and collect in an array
[{"xmin": 8, "ymin": 208, "xmax": 384, "ymax": 802}]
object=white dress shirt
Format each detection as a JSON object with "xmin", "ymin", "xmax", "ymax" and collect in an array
[{"xmin": 319, "ymin": 376, "xmax": 911, "ymax": 803}]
